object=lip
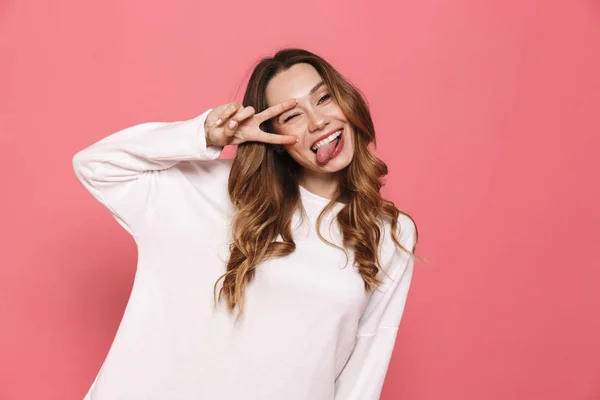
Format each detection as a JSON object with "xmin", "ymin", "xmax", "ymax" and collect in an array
[
  {"xmin": 320, "ymin": 128, "xmax": 344, "ymax": 164},
  {"xmin": 310, "ymin": 128, "xmax": 343, "ymax": 149}
]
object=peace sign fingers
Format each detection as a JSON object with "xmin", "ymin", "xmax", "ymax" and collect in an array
[{"xmin": 204, "ymin": 98, "xmax": 299, "ymax": 147}]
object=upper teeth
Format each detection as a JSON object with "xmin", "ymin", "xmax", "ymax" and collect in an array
[{"xmin": 311, "ymin": 130, "xmax": 342, "ymax": 151}]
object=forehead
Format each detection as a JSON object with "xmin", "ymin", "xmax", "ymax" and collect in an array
[{"xmin": 265, "ymin": 63, "xmax": 323, "ymax": 107}]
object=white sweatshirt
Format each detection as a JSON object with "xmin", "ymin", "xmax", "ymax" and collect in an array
[{"xmin": 72, "ymin": 109, "xmax": 416, "ymax": 400}]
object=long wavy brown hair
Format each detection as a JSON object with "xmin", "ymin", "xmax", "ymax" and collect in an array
[{"xmin": 214, "ymin": 48, "xmax": 423, "ymax": 319}]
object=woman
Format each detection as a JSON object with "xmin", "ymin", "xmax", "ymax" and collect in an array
[{"xmin": 72, "ymin": 48, "xmax": 420, "ymax": 400}]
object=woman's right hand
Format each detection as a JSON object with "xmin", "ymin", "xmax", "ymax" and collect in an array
[{"xmin": 203, "ymin": 99, "xmax": 299, "ymax": 147}]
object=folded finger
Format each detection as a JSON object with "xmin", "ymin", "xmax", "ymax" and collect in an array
[
  {"xmin": 223, "ymin": 106, "xmax": 254, "ymax": 137},
  {"xmin": 215, "ymin": 102, "xmax": 242, "ymax": 126},
  {"xmin": 234, "ymin": 106, "xmax": 256, "ymax": 123}
]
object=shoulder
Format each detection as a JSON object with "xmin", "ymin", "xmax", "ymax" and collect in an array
[
  {"xmin": 188, "ymin": 157, "xmax": 233, "ymax": 178},
  {"xmin": 144, "ymin": 158, "xmax": 234, "ymax": 229},
  {"xmin": 377, "ymin": 212, "xmax": 417, "ymax": 273},
  {"xmin": 174, "ymin": 157, "xmax": 233, "ymax": 180},
  {"xmin": 396, "ymin": 212, "xmax": 417, "ymax": 254},
  {"xmin": 160, "ymin": 157, "xmax": 233, "ymax": 203},
  {"xmin": 380, "ymin": 212, "xmax": 417, "ymax": 252}
]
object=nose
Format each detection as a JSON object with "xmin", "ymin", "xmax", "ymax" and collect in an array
[{"xmin": 307, "ymin": 108, "xmax": 328, "ymax": 132}]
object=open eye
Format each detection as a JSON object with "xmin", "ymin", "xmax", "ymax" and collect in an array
[{"xmin": 318, "ymin": 93, "xmax": 331, "ymax": 104}]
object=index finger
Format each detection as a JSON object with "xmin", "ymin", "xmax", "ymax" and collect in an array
[{"xmin": 255, "ymin": 98, "xmax": 298, "ymax": 124}]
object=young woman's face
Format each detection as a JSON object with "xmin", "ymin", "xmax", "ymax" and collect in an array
[{"xmin": 265, "ymin": 63, "xmax": 355, "ymax": 174}]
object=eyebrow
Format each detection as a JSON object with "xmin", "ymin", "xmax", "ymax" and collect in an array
[
  {"xmin": 309, "ymin": 80, "xmax": 326, "ymax": 95},
  {"xmin": 278, "ymin": 81, "xmax": 326, "ymax": 122}
]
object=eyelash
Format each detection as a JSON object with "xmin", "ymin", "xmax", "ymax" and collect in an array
[{"xmin": 284, "ymin": 93, "xmax": 331, "ymax": 123}]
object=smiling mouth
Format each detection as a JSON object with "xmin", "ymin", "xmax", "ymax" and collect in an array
[
  {"xmin": 311, "ymin": 136, "xmax": 341, "ymax": 154},
  {"xmin": 310, "ymin": 129, "xmax": 343, "ymax": 153}
]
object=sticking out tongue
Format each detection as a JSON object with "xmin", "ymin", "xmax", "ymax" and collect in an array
[{"xmin": 316, "ymin": 139, "xmax": 337, "ymax": 164}]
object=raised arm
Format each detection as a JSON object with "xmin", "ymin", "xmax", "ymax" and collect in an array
[
  {"xmin": 72, "ymin": 109, "xmax": 223, "ymax": 236},
  {"xmin": 72, "ymin": 99, "xmax": 300, "ymax": 237}
]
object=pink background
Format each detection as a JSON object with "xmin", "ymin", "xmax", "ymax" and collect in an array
[{"xmin": 1, "ymin": 0, "xmax": 599, "ymax": 399}]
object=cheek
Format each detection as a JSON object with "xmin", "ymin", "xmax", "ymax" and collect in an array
[
  {"xmin": 279, "ymin": 120, "xmax": 306, "ymax": 135},
  {"xmin": 283, "ymin": 143, "xmax": 303, "ymax": 157},
  {"xmin": 291, "ymin": 148, "xmax": 314, "ymax": 167},
  {"xmin": 346, "ymin": 131, "xmax": 356, "ymax": 154},
  {"xmin": 330, "ymin": 103, "xmax": 347, "ymax": 119},
  {"xmin": 270, "ymin": 125, "xmax": 283, "ymax": 135}
]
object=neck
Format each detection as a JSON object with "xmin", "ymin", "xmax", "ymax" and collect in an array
[{"xmin": 298, "ymin": 169, "xmax": 341, "ymax": 200}]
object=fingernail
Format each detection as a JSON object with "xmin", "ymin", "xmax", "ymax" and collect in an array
[
  {"xmin": 215, "ymin": 119, "xmax": 222, "ymax": 126},
  {"xmin": 228, "ymin": 120, "xmax": 237, "ymax": 129}
]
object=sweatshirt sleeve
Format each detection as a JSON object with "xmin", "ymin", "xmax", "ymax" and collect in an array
[
  {"xmin": 72, "ymin": 109, "xmax": 223, "ymax": 236},
  {"xmin": 334, "ymin": 216, "xmax": 417, "ymax": 399}
]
